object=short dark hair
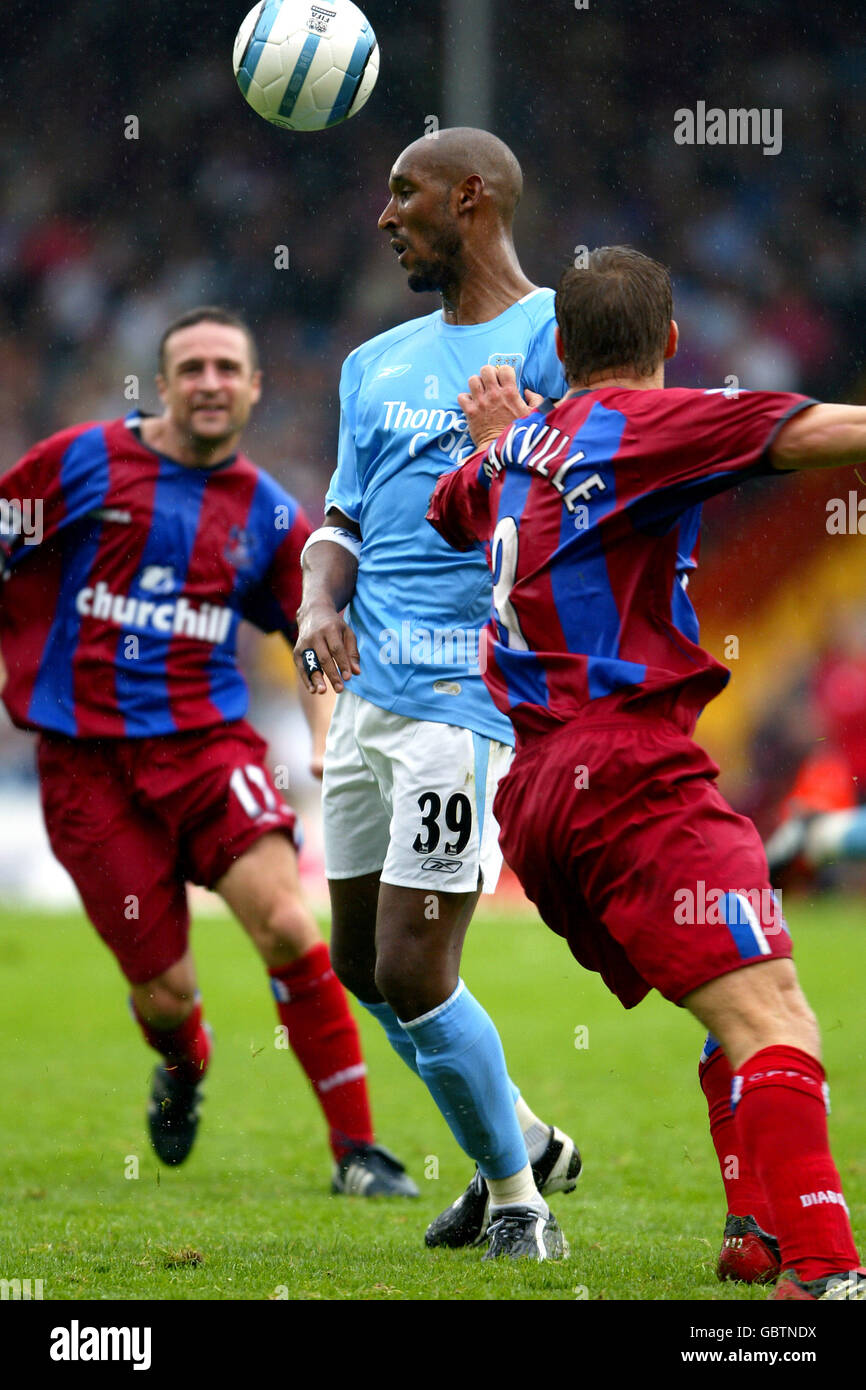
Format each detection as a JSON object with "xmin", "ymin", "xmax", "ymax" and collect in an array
[
  {"xmin": 554, "ymin": 247, "xmax": 672, "ymax": 385},
  {"xmin": 158, "ymin": 306, "xmax": 259, "ymax": 374}
]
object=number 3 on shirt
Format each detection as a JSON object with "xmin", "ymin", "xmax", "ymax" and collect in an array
[{"xmin": 491, "ymin": 516, "xmax": 528, "ymax": 650}]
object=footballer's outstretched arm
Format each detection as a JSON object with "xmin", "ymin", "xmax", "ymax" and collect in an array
[
  {"xmin": 294, "ymin": 506, "xmax": 362, "ymax": 695},
  {"xmin": 771, "ymin": 403, "xmax": 866, "ymax": 471}
]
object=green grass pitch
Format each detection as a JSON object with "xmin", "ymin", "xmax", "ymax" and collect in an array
[{"xmin": 0, "ymin": 895, "xmax": 863, "ymax": 1301}]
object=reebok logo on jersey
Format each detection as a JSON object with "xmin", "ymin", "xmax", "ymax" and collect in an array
[
  {"xmin": 421, "ymin": 858, "xmax": 463, "ymax": 873},
  {"xmin": 138, "ymin": 565, "xmax": 176, "ymax": 595},
  {"xmin": 375, "ymin": 364, "xmax": 412, "ymax": 379},
  {"xmin": 75, "ymin": 582, "xmax": 232, "ymax": 644}
]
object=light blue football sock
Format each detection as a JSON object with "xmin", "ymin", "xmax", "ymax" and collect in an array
[
  {"xmin": 360, "ymin": 998, "xmax": 422, "ymax": 1077},
  {"xmin": 401, "ymin": 981, "xmax": 528, "ymax": 1180},
  {"xmin": 810, "ymin": 806, "xmax": 866, "ymax": 862},
  {"xmin": 841, "ymin": 806, "xmax": 866, "ymax": 857},
  {"xmin": 360, "ymin": 996, "xmax": 521, "ymax": 1105}
]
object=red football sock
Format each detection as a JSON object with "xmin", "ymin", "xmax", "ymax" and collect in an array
[
  {"xmin": 699, "ymin": 1045, "xmax": 773, "ymax": 1229},
  {"xmin": 270, "ymin": 942, "xmax": 374, "ymax": 1162},
  {"xmin": 133, "ymin": 998, "xmax": 212, "ymax": 1086},
  {"xmin": 733, "ymin": 1045, "xmax": 860, "ymax": 1282}
]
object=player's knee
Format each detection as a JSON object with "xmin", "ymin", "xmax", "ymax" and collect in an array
[
  {"xmin": 372, "ymin": 956, "xmax": 403, "ymax": 1010},
  {"xmin": 327, "ymin": 911, "xmax": 379, "ymax": 1002},
  {"xmin": 373, "ymin": 932, "xmax": 418, "ymax": 1002},
  {"xmin": 249, "ymin": 894, "xmax": 321, "ymax": 963},
  {"xmin": 374, "ymin": 949, "xmax": 451, "ymax": 1019},
  {"xmin": 372, "ymin": 933, "xmax": 413, "ymax": 1006},
  {"xmin": 331, "ymin": 950, "xmax": 373, "ymax": 1002},
  {"xmin": 132, "ymin": 979, "xmax": 194, "ymax": 1030}
]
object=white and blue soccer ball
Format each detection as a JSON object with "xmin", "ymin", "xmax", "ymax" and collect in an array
[{"xmin": 232, "ymin": 0, "xmax": 379, "ymax": 132}]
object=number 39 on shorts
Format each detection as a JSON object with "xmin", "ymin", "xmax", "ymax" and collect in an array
[{"xmin": 413, "ymin": 791, "xmax": 473, "ymax": 856}]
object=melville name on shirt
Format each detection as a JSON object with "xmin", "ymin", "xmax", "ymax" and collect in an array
[{"xmin": 484, "ymin": 422, "xmax": 607, "ymax": 514}]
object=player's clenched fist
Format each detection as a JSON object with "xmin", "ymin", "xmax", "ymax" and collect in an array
[
  {"xmin": 458, "ymin": 364, "xmax": 545, "ymax": 451},
  {"xmin": 294, "ymin": 605, "xmax": 361, "ymax": 695}
]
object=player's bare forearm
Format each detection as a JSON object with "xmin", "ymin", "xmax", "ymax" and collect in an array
[
  {"xmin": 297, "ymin": 671, "xmax": 335, "ymax": 777},
  {"xmin": 771, "ymin": 403, "xmax": 866, "ymax": 471},
  {"xmin": 294, "ymin": 507, "xmax": 362, "ymax": 694},
  {"xmin": 458, "ymin": 364, "xmax": 545, "ymax": 449}
]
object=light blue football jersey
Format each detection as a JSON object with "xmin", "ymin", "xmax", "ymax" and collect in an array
[{"xmin": 325, "ymin": 287, "xmax": 568, "ymax": 742}]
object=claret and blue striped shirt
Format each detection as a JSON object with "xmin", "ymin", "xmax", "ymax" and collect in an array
[
  {"xmin": 0, "ymin": 412, "xmax": 310, "ymax": 737},
  {"xmin": 428, "ymin": 386, "xmax": 815, "ymax": 741}
]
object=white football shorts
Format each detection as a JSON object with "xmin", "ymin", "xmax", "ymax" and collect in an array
[{"xmin": 322, "ymin": 689, "xmax": 513, "ymax": 893}]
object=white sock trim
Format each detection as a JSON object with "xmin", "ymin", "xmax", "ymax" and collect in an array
[{"xmin": 400, "ymin": 980, "xmax": 465, "ymax": 1032}]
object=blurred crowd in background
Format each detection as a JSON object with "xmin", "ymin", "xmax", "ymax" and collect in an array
[{"xmin": 2, "ymin": 0, "xmax": 865, "ymax": 870}]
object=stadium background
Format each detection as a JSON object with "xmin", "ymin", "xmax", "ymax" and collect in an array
[{"xmin": 2, "ymin": 0, "xmax": 866, "ymax": 902}]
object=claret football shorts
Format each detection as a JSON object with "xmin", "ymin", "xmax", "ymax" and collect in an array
[
  {"xmin": 322, "ymin": 689, "xmax": 512, "ymax": 894},
  {"xmin": 494, "ymin": 708, "xmax": 793, "ymax": 1009},
  {"xmin": 37, "ymin": 720, "xmax": 300, "ymax": 984}
]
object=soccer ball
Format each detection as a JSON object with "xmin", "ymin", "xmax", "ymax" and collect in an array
[{"xmin": 232, "ymin": 0, "xmax": 380, "ymax": 132}]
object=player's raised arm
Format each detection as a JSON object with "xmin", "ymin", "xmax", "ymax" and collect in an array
[
  {"xmin": 428, "ymin": 365, "xmax": 545, "ymax": 552},
  {"xmin": 294, "ymin": 506, "xmax": 362, "ymax": 695},
  {"xmin": 458, "ymin": 364, "xmax": 544, "ymax": 449},
  {"xmin": 770, "ymin": 402, "xmax": 866, "ymax": 471}
]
